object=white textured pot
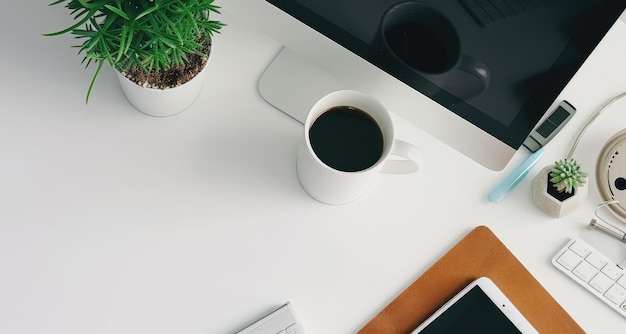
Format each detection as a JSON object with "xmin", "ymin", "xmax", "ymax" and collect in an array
[
  {"xmin": 115, "ymin": 41, "xmax": 213, "ymax": 117},
  {"xmin": 531, "ymin": 165, "xmax": 588, "ymax": 218}
]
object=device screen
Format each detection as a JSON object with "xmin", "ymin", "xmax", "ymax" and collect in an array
[
  {"xmin": 416, "ymin": 286, "xmax": 522, "ymax": 334},
  {"xmin": 267, "ymin": 0, "xmax": 625, "ymax": 148}
]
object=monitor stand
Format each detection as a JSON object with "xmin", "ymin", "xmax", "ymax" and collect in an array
[{"xmin": 258, "ymin": 47, "xmax": 349, "ymax": 123}]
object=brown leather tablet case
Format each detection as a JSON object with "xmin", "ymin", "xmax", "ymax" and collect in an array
[{"xmin": 357, "ymin": 225, "xmax": 583, "ymax": 334}]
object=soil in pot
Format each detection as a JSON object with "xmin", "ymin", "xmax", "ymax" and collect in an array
[
  {"xmin": 546, "ymin": 174, "xmax": 576, "ymax": 201},
  {"xmin": 121, "ymin": 36, "xmax": 212, "ymax": 90}
]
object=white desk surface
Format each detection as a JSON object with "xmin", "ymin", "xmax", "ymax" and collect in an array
[{"xmin": 2, "ymin": 3, "xmax": 626, "ymax": 334}]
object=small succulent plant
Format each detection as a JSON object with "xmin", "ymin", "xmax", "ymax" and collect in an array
[{"xmin": 549, "ymin": 159, "xmax": 588, "ymax": 194}]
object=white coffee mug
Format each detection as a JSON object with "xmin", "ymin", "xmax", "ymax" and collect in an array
[{"xmin": 297, "ymin": 90, "xmax": 423, "ymax": 205}]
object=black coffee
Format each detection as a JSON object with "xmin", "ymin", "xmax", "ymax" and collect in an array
[{"xmin": 309, "ymin": 106, "xmax": 384, "ymax": 172}]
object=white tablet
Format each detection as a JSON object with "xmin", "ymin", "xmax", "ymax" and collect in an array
[{"xmin": 411, "ymin": 277, "xmax": 538, "ymax": 334}]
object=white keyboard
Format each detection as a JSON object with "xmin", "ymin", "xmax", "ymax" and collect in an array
[
  {"xmin": 552, "ymin": 237, "xmax": 626, "ymax": 317},
  {"xmin": 234, "ymin": 302, "xmax": 305, "ymax": 334}
]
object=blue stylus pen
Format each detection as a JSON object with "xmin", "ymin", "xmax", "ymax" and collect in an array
[{"xmin": 488, "ymin": 147, "xmax": 545, "ymax": 203}]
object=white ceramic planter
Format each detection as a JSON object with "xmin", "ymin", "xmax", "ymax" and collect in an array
[
  {"xmin": 531, "ymin": 165, "xmax": 588, "ymax": 218},
  {"xmin": 115, "ymin": 40, "xmax": 214, "ymax": 117}
]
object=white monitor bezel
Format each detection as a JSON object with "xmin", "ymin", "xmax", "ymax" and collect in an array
[{"xmin": 223, "ymin": 0, "xmax": 523, "ymax": 171}]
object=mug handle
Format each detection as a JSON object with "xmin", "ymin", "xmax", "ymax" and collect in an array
[{"xmin": 381, "ymin": 139, "xmax": 423, "ymax": 174}]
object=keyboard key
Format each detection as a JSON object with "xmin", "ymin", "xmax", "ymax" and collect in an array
[
  {"xmin": 519, "ymin": 0, "xmax": 535, "ymax": 10},
  {"xmin": 490, "ymin": 0, "xmax": 516, "ymax": 17},
  {"xmin": 556, "ymin": 249, "xmax": 582, "ymax": 271},
  {"xmin": 569, "ymin": 240, "xmax": 592, "ymax": 257},
  {"xmin": 477, "ymin": 0, "xmax": 504, "ymax": 21},
  {"xmin": 618, "ymin": 274, "xmax": 626, "ymax": 288},
  {"xmin": 459, "ymin": 0, "xmax": 494, "ymax": 26},
  {"xmin": 235, "ymin": 303, "xmax": 306, "ymax": 334},
  {"xmin": 503, "ymin": 0, "xmax": 526, "ymax": 13},
  {"xmin": 553, "ymin": 238, "xmax": 626, "ymax": 318},
  {"xmin": 589, "ymin": 272, "xmax": 614, "ymax": 293},
  {"xmin": 605, "ymin": 284, "xmax": 626, "ymax": 305},
  {"xmin": 573, "ymin": 261, "xmax": 598, "ymax": 282},
  {"xmin": 585, "ymin": 252, "xmax": 608, "ymax": 268},
  {"xmin": 601, "ymin": 265, "xmax": 624, "ymax": 281},
  {"xmin": 461, "ymin": 0, "xmax": 556, "ymax": 26}
]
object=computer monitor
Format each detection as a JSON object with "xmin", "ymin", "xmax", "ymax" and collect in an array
[{"xmin": 223, "ymin": 0, "xmax": 626, "ymax": 171}]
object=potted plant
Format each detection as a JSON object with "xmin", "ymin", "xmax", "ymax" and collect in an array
[
  {"xmin": 46, "ymin": 0, "xmax": 224, "ymax": 116},
  {"xmin": 532, "ymin": 158, "xmax": 589, "ymax": 217}
]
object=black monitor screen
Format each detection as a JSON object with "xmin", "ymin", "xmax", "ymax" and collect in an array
[{"xmin": 267, "ymin": 0, "xmax": 626, "ymax": 148}]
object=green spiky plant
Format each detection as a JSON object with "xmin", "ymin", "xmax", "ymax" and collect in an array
[
  {"xmin": 549, "ymin": 159, "xmax": 588, "ymax": 194},
  {"xmin": 45, "ymin": 0, "xmax": 224, "ymax": 103}
]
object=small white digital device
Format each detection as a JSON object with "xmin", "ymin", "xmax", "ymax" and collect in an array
[{"xmin": 410, "ymin": 277, "xmax": 538, "ymax": 334}]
